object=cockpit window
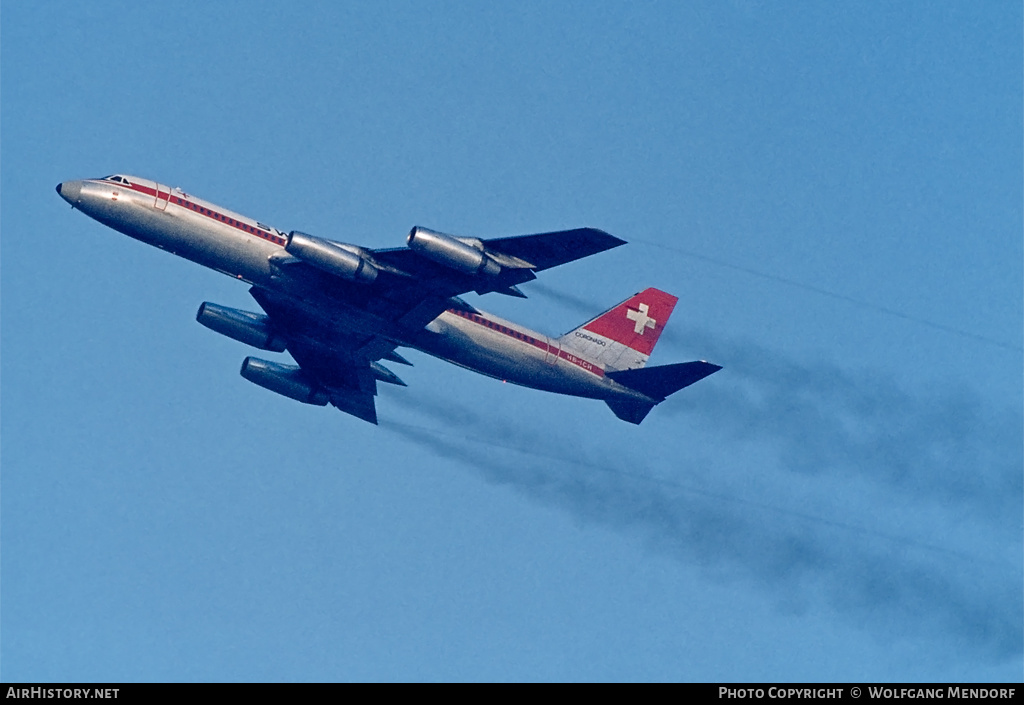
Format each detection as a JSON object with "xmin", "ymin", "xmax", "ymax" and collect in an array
[{"xmin": 101, "ymin": 175, "xmax": 131, "ymax": 185}]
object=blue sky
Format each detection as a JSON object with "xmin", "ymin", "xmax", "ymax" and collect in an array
[{"xmin": 2, "ymin": 1, "xmax": 1021, "ymax": 682}]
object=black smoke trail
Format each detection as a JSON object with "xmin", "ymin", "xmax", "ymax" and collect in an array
[
  {"xmin": 380, "ymin": 296, "xmax": 1021, "ymax": 661},
  {"xmin": 383, "ymin": 394, "xmax": 1021, "ymax": 661}
]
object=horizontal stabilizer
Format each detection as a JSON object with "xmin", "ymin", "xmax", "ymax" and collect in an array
[
  {"xmin": 605, "ymin": 399, "xmax": 657, "ymax": 425},
  {"xmin": 607, "ymin": 361, "xmax": 722, "ymax": 402}
]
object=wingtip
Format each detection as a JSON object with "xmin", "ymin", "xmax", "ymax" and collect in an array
[{"xmin": 586, "ymin": 227, "xmax": 628, "ymax": 247}]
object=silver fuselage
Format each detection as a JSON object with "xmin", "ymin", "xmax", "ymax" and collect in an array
[{"xmin": 57, "ymin": 176, "xmax": 650, "ymax": 404}]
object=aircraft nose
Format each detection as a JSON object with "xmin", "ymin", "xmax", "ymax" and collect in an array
[{"xmin": 56, "ymin": 180, "xmax": 83, "ymax": 206}]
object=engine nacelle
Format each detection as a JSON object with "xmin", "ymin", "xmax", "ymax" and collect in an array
[
  {"xmin": 197, "ymin": 303, "xmax": 287, "ymax": 352},
  {"xmin": 407, "ymin": 226, "xmax": 501, "ymax": 276},
  {"xmin": 240, "ymin": 357, "xmax": 329, "ymax": 406},
  {"xmin": 286, "ymin": 231, "xmax": 378, "ymax": 284}
]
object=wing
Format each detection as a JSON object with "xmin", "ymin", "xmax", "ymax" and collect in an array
[
  {"xmin": 371, "ymin": 227, "xmax": 626, "ymax": 295},
  {"xmin": 479, "ymin": 227, "xmax": 627, "ymax": 272},
  {"xmin": 251, "ymin": 227, "xmax": 625, "ymax": 423}
]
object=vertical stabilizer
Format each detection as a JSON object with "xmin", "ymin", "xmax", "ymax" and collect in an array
[{"xmin": 557, "ymin": 288, "xmax": 678, "ymax": 372}]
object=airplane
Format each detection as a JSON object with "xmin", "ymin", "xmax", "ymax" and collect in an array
[{"xmin": 56, "ymin": 174, "xmax": 720, "ymax": 424}]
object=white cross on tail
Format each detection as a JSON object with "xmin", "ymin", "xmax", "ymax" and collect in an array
[{"xmin": 626, "ymin": 303, "xmax": 656, "ymax": 335}]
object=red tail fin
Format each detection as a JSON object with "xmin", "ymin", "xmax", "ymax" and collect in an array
[
  {"xmin": 583, "ymin": 288, "xmax": 677, "ymax": 356},
  {"xmin": 558, "ymin": 288, "xmax": 679, "ymax": 371}
]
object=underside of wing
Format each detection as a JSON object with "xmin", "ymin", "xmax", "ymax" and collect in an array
[{"xmin": 247, "ymin": 286, "xmax": 415, "ymax": 424}]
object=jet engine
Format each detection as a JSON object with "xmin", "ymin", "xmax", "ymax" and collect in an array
[
  {"xmin": 240, "ymin": 357, "xmax": 329, "ymax": 406},
  {"xmin": 407, "ymin": 226, "xmax": 501, "ymax": 276},
  {"xmin": 197, "ymin": 302, "xmax": 287, "ymax": 352},
  {"xmin": 285, "ymin": 231, "xmax": 378, "ymax": 284}
]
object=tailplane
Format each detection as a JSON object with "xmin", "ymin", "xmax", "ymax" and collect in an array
[
  {"xmin": 558, "ymin": 288, "xmax": 678, "ymax": 372},
  {"xmin": 605, "ymin": 361, "xmax": 722, "ymax": 425},
  {"xmin": 605, "ymin": 399, "xmax": 657, "ymax": 425}
]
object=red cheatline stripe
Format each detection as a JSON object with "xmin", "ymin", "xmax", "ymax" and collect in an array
[
  {"xmin": 114, "ymin": 180, "xmax": 288, "ymax": 246},
  {"xmin": 447, "ymin": 309, "xmax": 604, "ymax": 377}
]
